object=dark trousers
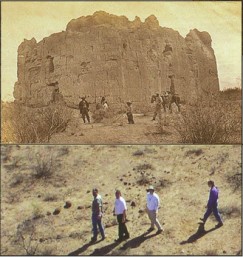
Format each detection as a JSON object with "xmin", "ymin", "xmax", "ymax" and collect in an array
[
  {"xmin": 81, "ymin": 109, "xmax": 90, "ymax": 123},
  {"xmin": 92, "ymin": 214, "xmax": 105, "ymax": 238},
  {"xmin": 203, "ymin": 204, "xmax": 222, "ymax": 223},
  {"xmin": 117, "ymin": 214, "xmax": 129, "ymax": 239},
  {"xmin": 127, "ymin": 112, "xmax": 134, "ymax": 124}
]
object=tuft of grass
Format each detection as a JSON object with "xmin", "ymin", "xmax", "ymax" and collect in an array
[
  {"xmin": 204, "ymin": 249, "xmax": 218, "ymax": 255},
  {"xmin": 10, "ymin": 174, "xmax": 24, "ymax": 187},
  {"xmin": 133, "ymin": 150, "xmax": 144, "ymax": 156},
  {"xmin": 185, "ymin": 149, "xmax": 203, "ymax": 157},
  {"xmin": 219, "ymin": 205, "xmax": 241, "ymax": 218},
  {"xmin": 43, "ymin": 193, "xmax": 58, "ymax": 202}
]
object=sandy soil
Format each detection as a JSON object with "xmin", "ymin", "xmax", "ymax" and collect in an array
[
  {"xmin": 1, "ymin": 145, "xmax": 241, "ymax": 255},
  {"xmin": 50, "ymin": 110, "xmax": 183, "ymax": 144}
]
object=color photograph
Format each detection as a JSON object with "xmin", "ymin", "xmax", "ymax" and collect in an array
[{"xmin": 1, "ymin": 144, "xmax": 241, "ymax": 255}]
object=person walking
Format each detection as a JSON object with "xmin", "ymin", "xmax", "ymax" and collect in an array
[
  {"xmin": 79, "ymin": 97, "xmax": 90, "ymax": 123},
  {"xmin": 152, "ymin": 93, "xmax": 162, "ymax": 121},
  {"xmin": 126, "ymin": 101, "xmax": 134, "ymax": 124},
  {"xmin": 113, "ymin": 189, "xmax": 130, "ymax": 242},
  {"xmin": 200, "ymin": 180, "xmax": 223, "ymax": 227},
  {"xmin": 146, "ymin": 185, "xmax": 163, "ymax": 234},
  {"xmin": 91, "ymin": 188, "xmax": 105, "ymax": 242}
]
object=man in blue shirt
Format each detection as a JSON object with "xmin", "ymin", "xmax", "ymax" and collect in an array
[{"xmin": 200, "ymin": 180, "xmax": 223, "ymax": 227}]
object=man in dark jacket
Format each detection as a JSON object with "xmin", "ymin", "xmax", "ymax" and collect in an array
[
  {"xmin": 200, "ymin": 180, "xmax": 223, "ymax": 227},
  {"xmin": 79, "ymin": 97, "xmax": 90, "ymax": 123}
]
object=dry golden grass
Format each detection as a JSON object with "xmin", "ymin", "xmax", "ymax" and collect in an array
[{"xmin": 1, "ymin": 145, "xmax": 241, "ymax": 255}]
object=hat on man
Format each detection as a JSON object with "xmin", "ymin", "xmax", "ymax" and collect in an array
[{"xmin": 147, "ymin": 185, "xmax": 154, "ymax": 191}]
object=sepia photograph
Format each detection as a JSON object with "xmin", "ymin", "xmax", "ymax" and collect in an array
[
  {"xmin": 1, "ymin": 144, "xmax": 241, "ymax": 255},
  {"xmin": 1, "ymin": 1, "xmax": 241, "ymax": 144}
]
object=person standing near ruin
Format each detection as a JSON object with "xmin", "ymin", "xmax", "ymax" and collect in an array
[
  {"xmin": 91, "ymin": 188, "xmax": 105, "ymax": 242},
  {"xmin": 113, "ymin": 189, "xmax": 130, "ymax": 242},
  {"xmin": 152, "ymin": 93, "xmax": 162, "ymax": 121},
  {"xmin": 146, "ymin": 185, "xmax": 164, "ymax": 234},
  {"xmin": 200, "ymin": 180, "xmax": 223, "ymax": 227},
  {"xmin": 126, "ymin": 101, "xmax": 134, "ymax": 124},
  {"xmin": 79, "ymin": 97, "xmax": 90, "ymax": 123}
]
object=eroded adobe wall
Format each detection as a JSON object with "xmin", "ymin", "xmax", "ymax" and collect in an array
[{"xmin": 13, "ymin": 11, "xmax": 219, "ymax": 108}]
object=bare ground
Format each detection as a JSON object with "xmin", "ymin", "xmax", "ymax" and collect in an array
[
  {"xmin": 1, "ymin": 145, "xmax": 241, "ymax": 255},
  {"xmin": 50, "ymin": 111, "xmax": 183, "ymax": 144}
]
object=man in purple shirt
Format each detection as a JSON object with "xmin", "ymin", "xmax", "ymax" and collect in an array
[{"xmin": 200, "ymin": 180, "xmax": 223, "ymax": 227}]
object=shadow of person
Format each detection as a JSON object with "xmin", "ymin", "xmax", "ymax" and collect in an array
[
  {"xmin": 180, "ymin": 222, "xmax": 220, "ymax": 245},
  {"xmin": 90, "ymin": 241, "xmax": 121, "ymax": 256},
  {"xmin": 68, "ymin": 241, "xmax": 92, "ymax": 256},
  {"xmin": 120, "ymin": 231, "xmax": 160, "ymax": 250}
]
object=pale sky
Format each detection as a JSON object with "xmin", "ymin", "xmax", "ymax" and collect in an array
[{"xmin": 1, "ymin": 1, "xmax": 241, "ymax": 101}]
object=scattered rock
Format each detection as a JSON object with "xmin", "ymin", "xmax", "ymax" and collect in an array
[
  {"xmin": 86, "ymin": 190, "xmax": 90, "ymax": 194},
  {"xmin": 124, "ymin": 182, "xmax": 128, "ymax": 185},
  {"xmin": 131, "ymin": 201, "xmax": 136, "ymax": 207},
  {"xmin": 138, "ymin": 209, "xmax": 144, "ymax": 213},
  {"xmin": 53, "ymin": 208, "xmax": 61, "ymax": 215},
  {"xmin": 133, "ymin": 150, "xmax": 144, "ymax": 156},
  {"xmin": 56, "ymin": 235, "xmax": 62, "ymax": 240},
  {"xmin": 64, "ymin": 201, "xmax": 72, "ymax": 208},
  {"xmin": 105, "ymin": 194, "xmax": 108, "ymax": 196},
  {"xmin": 39, "ymin": 238, "xmax": 45, "ymax": 243},
  {"xmin": 77, "ymin": 206, "xmax": 83, "ymax": 210},
  {"xmin": 46, "ymin": 211, "xmax": 52, "ymax": 216},
  {"xmin": 120, "ymin": 178, "xmax": 123, "ymax": 181},
  {"xmin": 37, "ymin": 195, "xmax": 41, "ymax": 198},
  {"xmin": 223, "ymin": 250, "xmax": 227, "ymax": 254}
]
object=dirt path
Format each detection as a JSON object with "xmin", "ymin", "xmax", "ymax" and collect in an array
[{"xmin": 50, "ymin": 111, "xmax": 182, "ymax": 144}]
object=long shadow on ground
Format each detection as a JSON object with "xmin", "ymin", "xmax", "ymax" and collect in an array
[
  {"xmin": 180, "ymin": 222, "xmax": 220, "ymax": 245},
  {"xmin": 90, "ymin": 241, "xmax": 121, "ymax": 256},
  {"xmin": 68, "ymin": 239, "xmax": 103, "ymax": 256},
  {"xmin": 119, "ymin": 231, "xmax": 160, "ymax": 250}
]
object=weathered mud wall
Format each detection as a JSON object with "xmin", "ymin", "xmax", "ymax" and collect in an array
[{"xmin": 13, "ymin": 11, "xmax": 219, "ymax": 107}]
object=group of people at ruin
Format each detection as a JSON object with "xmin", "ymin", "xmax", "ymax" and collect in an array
[
  {"xmin": 90, "ymin": 180, "xmax": 223, "ymax": 243},
  {"xmin": 78, "ymin": 91, "xmax": 180, "ymax": 124}
]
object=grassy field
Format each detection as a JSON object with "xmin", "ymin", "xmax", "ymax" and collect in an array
[{"xmin": 1, "ymin": 145, "xmax": 241, "ymax": 255}]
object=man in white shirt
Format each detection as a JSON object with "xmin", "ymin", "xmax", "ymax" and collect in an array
[
  {"xmin": 113, "ymin": 189, "xmax": 130, "ymax": 242},
  {"xmin": 146, "ymin": 185, "xmax": 163, "ymax": 234}
]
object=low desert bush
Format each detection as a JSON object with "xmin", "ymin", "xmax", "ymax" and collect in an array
[
  {"xmin": 30, "ymin": 151, "xmax": 55, "ymax": 179},
  {"xmin": 2, "ymin": 102, "xmax": 72, "ymax": 143},
  {"xmin": 218, "ymin": 204, "xmax": 241, "ymax": 218},
  {"xmin": 204, "ymin": 249, "xmax": 218, "ymax": 255},
  {"xmin": 227, "ymin": 173, "xmax": 241, "ymax": 192},
  {"xmin": 175, "ymin": 99, "xmax": 241, "ymax": 144},
  {"xmin": 16, "ymin": 219, "xmax": 39, "ymax": 255},
  {"xmin": 43, "ymin": 193, "xmax": 58, "ymax": 202}
]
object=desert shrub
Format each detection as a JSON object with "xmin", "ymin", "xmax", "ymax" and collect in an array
[
  {"xmin": 136, "ymin": 163, "xmax": 153, "ymax": 171},
  {"xmin": 227, "ymin": 173, "xmax": 241, "ymax": 191},
  {"xmin": 204, "ymin": 249, "xmax": 218, "ymax": 255},
  {"xmin": 133, "ymin": 150, "xmax": 144, "ymax": 156},
  {"xmin": 32, "ymin": 203, "xmax": 44, "ymax": 220},
  {"xmin": 92, "ymin": 107, "xmax": 115, "ymax": 123},
  {"xmin": 2, "ymin": 102, "xmax": 72, "ymax": 143},
  {"xmin": 185, "ymin": 149, "xmax": 203, "ymax": 157},
  {"xmin": 30, "ymin": 151, "xmax": 55, "ymax": 179},
  {"xmin": 218, "ymin": 204, "xmax": 241, "ymax": 218},
  {"xmin": 137, "ymin": 173, "xmax": 151, "ymax": 186},
  {"xmin": 10, "ymin": 174, "xmax": 24, "ymax": 187},
  {"xmin": 16, "ymin": 219, "xmax": 39, "ymax": 255},
  {"xmin": 43, "ymin": 193, "xmax": 58, "ymax": 202},
  {"xmin": 175, "ymin": 100, "xmax": 241, "ymax": 144}
]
